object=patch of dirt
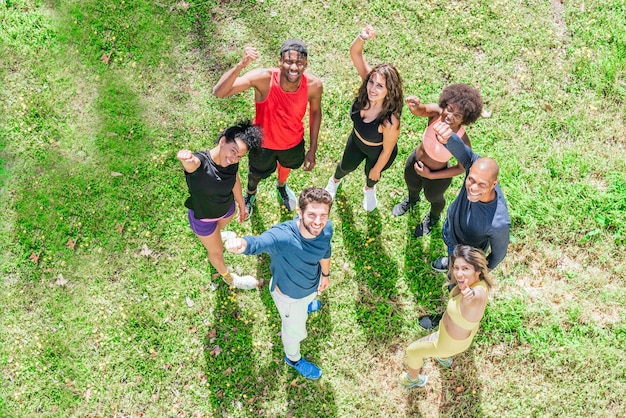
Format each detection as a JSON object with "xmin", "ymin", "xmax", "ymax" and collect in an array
[{"xmin": 551, "ymin": 0, "xmax": 568, "ymax": 63}]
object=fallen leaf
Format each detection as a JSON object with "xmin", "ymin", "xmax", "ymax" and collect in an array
[
  {"xmin": 216, "ymin": 390, "xmax": 223, "ymax": 398},
  {"xmin": 290, "ymin": 379, "xmax": 298, "ymax": 387},
  {"xmin": 543, "ymin": 103, "xmax": 554, "ymax": 111},
  {"xmin": 247, "ymin": 396, "xmax": 256, "ymax": 404},
  {"xmin": 140, "ymin": 244, "xmax": 153, "ymax": 257},
  {"xmin": 223, "ymin": 367, "xmax": 232, "ymax": 376},
  {"xmin": 110, "ymin": 171, "xmax": 123, "ymax": 177},
  {"xmin": 210, "ymin": 345, "xmax": 222, "ymax": 356},
  {"xmin": 101, "ymin": 52, "xmax": 110, "ymax": 65},
  {"xmin": 29, "ymin": 252, "xmax": 40, "ymax": 263},
  {"xmin": 186, "ymin": 297, "xmax": 194, "ymax": 307},
  {"xmin": 208, "ymin": 329, "xmax": 217, "ymax": 339},
  {"xmin": 67, "ymin": 238, "xmax": 77, "ymax": 250},
  {"xmin": 55, "ymin": 274, "xmax": 68, "ymax": 286},
  {"xmin": 115, "ymin": 223, "xmax": 124, "ymax": 233},
  {"xmin": 455, "ymin": 386, "xmax": 464, "ymax": 393}
]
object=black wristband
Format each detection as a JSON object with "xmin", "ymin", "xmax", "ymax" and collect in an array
[{"xmin": 321, "ymin": 271, "xmax": 330, "ymax": 277}]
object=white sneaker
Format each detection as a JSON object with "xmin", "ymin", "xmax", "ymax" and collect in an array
[
  {"xmin": 229, "ymin": 273, "xmax": 259, "ymax": 290},
  {"xmin": 220, "ymin": 231, "xmax": 236, "ymax": 242},
  {"xmin": 325, "ymin": 177, "xmax": 341, "ymax": 198},
  {"xmin": 363, "ymin": 186, "xmax": 377, "ymax": 211}
]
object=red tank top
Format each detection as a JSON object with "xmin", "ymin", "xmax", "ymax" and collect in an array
[{"xmin": 254, "ymin": 69, "xmax": 309, "ymax": 150}]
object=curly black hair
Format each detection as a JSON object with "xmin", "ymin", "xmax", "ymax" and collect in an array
[
  {"xmin": 438, "ymin": 84, "xmax": 483, "ymax": 125},
  {"xmin": 218, "ymin": 121, "xmax": 263, "ymax": 153}
]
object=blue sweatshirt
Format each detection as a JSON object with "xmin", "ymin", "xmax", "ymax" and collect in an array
[
  {"xmin": 242, "ymin": 219, "xmax": 333, "ymax": 299},
  {"xmin": 444, "ymin": 133, "xmax": 511, "ymax": 270}
]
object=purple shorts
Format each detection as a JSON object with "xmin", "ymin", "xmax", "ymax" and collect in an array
[{"xmin": 187, "ymin": 203, "xmax": 235, "ymax": 237}]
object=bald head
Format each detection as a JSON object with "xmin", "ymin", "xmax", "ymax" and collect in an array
[
  {"xmin": 474, "ymin": 157, "xmax": 499, "ymax": 182},
  {"xmin": 465, "ymin": 158, "xmax": 500, "ymax": 203}
]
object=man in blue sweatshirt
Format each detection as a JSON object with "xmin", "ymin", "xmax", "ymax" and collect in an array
[{"xmin": 225, "ymin": 187, "xmax": 332, "ymax": 380}]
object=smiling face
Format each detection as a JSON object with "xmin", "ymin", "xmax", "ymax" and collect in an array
[
  {"xmin": 366, "ymin": 71, "xmax": 388, "ymax": 104},
  {"xmin": 279, "ymin": 50, "xmax": 307, "ymax": 84},
  {"xmin": 297, "ymin": 202, "xmax": 330, "ymax": 238},
  {"xmin": 441, "ymin": 102, "xmax": 464, "ymax": 131},
  {"xmin": 465, "ymin": 158, "xmax": 499, "ymax": 203},
  {"xmin": 452, "ymin": 256, "xmax": 481, "ymax": 289},
  {"xmin": 218, "ymin": 137, "xmax": 248, "ymax": 167}
]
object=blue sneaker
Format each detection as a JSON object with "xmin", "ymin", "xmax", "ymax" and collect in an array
[
  {"xmin": 400, "ymin": 372, "xmax": 428, "ymax": 388},
  {"xmin": 436, "ymin": 357, "xmax": 453, "ymax": 367},
  {"xmin": 284, "ymin": 356, "xmax": 322, "ymax": 380},
  {"xmin": 307, "ymin": 300, "xmax": 322, "ymax": 314}
]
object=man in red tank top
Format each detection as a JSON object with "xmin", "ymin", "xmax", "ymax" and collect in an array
[{"xmin": 213, "ymin": 39, "xmax": 323, "ymax": 219}]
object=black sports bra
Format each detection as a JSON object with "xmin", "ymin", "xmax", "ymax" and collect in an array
[{"xmin": 350, "ymin": 103, "xmax": 383, "ymax": 144}]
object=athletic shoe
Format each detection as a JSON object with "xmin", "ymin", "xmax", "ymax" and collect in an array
[
  {"xmin": 436, "ymin": 357, "xmax": 453, "ymax": 367},
  {"xmin": 413, "ymin": 215, "xmax": 439, "ymax": 238},
  {"xmin": 244, "ymin": 192, "xmax": 256, "ymax": 220},
  {"xmin": 430, "ymin": 256, "xmax": 449, "ymax": 273},
  {"xmin": 231, "ymin": 273, "xmax": 260, "ymax": 290},
  {"xmin": 277, "ymin": 184, "xmax": 297, "ymax": 211},
  {"xmin": 392, "ymin": 197, "xmax": 416, "ymax": 216},
  {"xmin": 418, "ymin": 313, "xmax": 443, "ymax": 330},
  {"xmin": 325, "ymin": 177, "xmax": 341, "ymax": 198},
  {"xmin": 363, "ymin": 186, "xmax": 377, "ymax": 211},
  {"xmin": 220, "ymin": 231, "xmax": 236, "ymax": 242},
  {"xmin": 284, "ymin": 356, "xmax": 322, "ymax": 380},
  {"xmin": 400, "ymin": 372, "xmax": 428, "ymax": 388},
  {"xmin": 307, "ymin": 299, "xmax": 322, "ymax": 314}
]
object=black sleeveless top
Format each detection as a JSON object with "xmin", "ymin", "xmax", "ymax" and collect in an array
[
  {"xmin": 184, "ymin": 151, "xmax": 237, "ymax": 219},
  {"xmin": 350, "ymin": 102, "xmax": 383, "ymax": 144}
]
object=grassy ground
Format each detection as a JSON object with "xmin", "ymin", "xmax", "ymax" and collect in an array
[{"xmin": 1, "ymin": 0, "xmax": 625, "ymax": 416}]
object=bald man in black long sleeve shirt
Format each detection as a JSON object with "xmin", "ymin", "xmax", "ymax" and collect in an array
[{"xmin": 430, "ymin": 121, "xmax": 510, "ymax": 272}]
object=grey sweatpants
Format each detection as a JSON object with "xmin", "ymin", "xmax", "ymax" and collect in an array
[{"xmin": 270, "ymin": 279, "xmax": 317, "ymax": 362}]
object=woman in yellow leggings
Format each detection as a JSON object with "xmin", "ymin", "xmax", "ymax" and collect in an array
[{"xmin": 401, "ymin": 245, "xmax": 492, "ymax": 388}]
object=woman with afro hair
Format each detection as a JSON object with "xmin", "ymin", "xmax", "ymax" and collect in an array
[{"xmin": 393, "ymin": 84, "xmax": 483, "ymax": 238}]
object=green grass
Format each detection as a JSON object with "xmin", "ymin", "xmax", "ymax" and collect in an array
[{"xmin": 1, "ymin": 0, "xmax": 625, "ymax": 416}]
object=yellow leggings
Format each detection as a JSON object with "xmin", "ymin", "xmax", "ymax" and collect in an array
[{"xmin": 406, "ymin": 322, "xmax": 476, "ymax": 370}]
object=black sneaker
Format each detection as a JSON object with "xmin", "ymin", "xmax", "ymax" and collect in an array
[
  {"xmin": 430, "ymin": 256, "xmax": 449, "ymax": 273},
  {"xmin": 418, "ymin": 313, "xmax": 443, "ymax": 330},
  {"xmin": 392, "ymin": 197, "xmax": 416, "ymax": 217},
  {"xmin": 244, "ymin": 192, "xmax": 256, "ymax": 220},
  {"xmin": 413, "ymin": 215, "xmax": 439, "ymax": 238},
  {"xmin": 277, "ymin": 184, "xmax": 297, "ymax": 211}
]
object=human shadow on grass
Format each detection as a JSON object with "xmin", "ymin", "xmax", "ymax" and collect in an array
[
  {"xmin": 404, "ymin": 206, "xmax": 450, "ymax": 317},
  {"xmin": 204, "ymin": 214, "xmax": 337, "ymax": 416},
  {"xmin": 335, "ymin": 191, "xmax": 402, "ymax": 346}
]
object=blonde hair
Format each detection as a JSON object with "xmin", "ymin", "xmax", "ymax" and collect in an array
[{"xmin": 449, "ymin": 245, "xmax": 492, "ymax": 289}]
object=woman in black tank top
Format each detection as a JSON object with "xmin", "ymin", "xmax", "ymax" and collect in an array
[{"xmin": 324, "ymin": 24, "xmax": 403, "ymax": 212}]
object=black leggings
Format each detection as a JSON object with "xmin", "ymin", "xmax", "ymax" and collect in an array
[
  {"xmin": 404, "ymin": 149, "xmax": 452, "ymax": 219},
  {"xmin": 333, "ymin": 132, "xmax": 397, "ymax": 188}
]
